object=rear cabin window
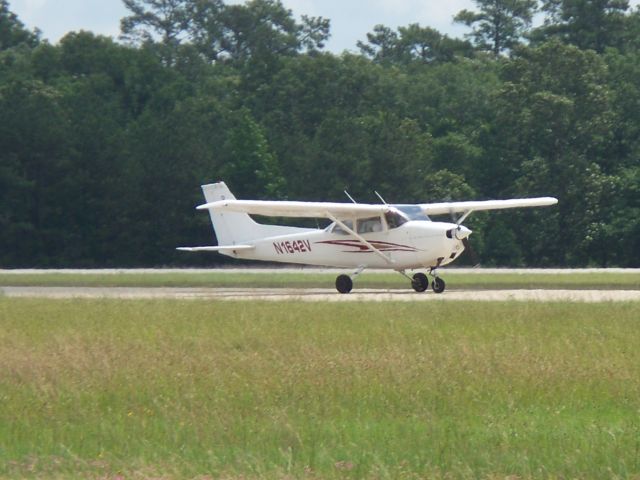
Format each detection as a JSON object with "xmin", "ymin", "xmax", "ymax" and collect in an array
[{"xmin": 332, "ymin": 219, "xmax": 354, "ymax": 235}]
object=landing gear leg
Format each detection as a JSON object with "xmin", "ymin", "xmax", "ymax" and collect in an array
[
  {"xmin": 335, "ymin": 265, "xmax": 365, "ymax": 294},
  {"xmin": 397, "ymin": 270, "xmax": 429, "ymax": 292},
  {"xmin": 429, "ymin": 268, "xmax": 446, "ymax": 294}
]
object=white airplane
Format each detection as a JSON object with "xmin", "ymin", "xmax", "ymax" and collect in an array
[{"xmin": 178, "ymin": 181, "xmax": 557, "ymax": 293}]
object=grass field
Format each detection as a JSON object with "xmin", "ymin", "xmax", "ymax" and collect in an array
[
  {"xmin": 1, "ymin": 270, "xmax": 639, "ymax": 290},
  {"xmin": 1, "ymin": 298, "xmax": 640, "ymax": 479}
]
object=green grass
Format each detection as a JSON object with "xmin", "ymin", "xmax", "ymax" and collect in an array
[
  {"xmin": 1, "ymin": 270, "xmax": 639, "ymax": 290},
  {"xmin": 1, "ymin": 299, "xmax": 640, "ymax": 479}
]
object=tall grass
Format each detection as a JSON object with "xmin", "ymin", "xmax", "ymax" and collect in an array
[{"xmin": 1, "ymin": 299, "xmax": 639, "ymax": 478}]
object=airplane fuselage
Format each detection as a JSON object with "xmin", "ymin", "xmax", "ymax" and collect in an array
[{"xmin": 221, "ymin": 220, "xmax": 466, "ymax": 270}]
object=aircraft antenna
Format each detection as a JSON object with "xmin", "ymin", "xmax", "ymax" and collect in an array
[
  {"xmin": 344, "ymin": 190, "xmax": 358, "ymax": 204},
  {"xmin": 374, "ymin": 191, "xmax": 388, "ymax": 205}
]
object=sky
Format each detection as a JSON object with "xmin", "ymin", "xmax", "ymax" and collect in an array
[
  {"xmin": 9, "ymin": 0, "xmax": 640, "ymax": 53},
  {"xmin": 9, "ymin": 0, "xmax": 475, "ymax": 53}
]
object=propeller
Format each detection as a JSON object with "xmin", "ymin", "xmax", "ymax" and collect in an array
[
  {"xmin": 449, "ymin": 207, "xmax": 481, "ymax": 268},
  {"xmin": 462, "ymin": 237, "xmax": 481, "ymax": 268}
]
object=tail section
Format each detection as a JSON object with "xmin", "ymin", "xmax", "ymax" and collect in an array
[
  {"xmin": 200, "ymin": 181, "xmax": 315, "ymax": 248},
  {"xmin": 202, "ymin": 182, "xmax": 261, "ymax": 246}
]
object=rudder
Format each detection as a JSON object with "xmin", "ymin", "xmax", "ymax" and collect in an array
[{"xmin": 202, "ymin": 182, "xmax": 261, "ymax": 246}]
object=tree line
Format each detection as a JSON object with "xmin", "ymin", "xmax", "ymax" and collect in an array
[{"xmin": 1, "ymin": 0, "xmax": 638, "ymax": 267}]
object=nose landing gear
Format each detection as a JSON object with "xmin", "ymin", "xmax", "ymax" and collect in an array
[
  {"xmin": 428, "ymin": 268, "xmax": 446, "ymax": 293},
  {"xmin": 431, "ymin": 276, "xmax": 446, "ymax": 293}
]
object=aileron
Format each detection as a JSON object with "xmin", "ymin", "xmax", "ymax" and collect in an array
[{"xmin": 420, "ymin": 197, "xmax": 558, "ymax": 216}]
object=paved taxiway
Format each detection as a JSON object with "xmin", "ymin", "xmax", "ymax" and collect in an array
[{"xmin": 2, "ymin": 286, "xmax": 639, "ymax": 302}]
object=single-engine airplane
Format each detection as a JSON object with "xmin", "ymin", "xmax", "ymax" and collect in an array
[{"xmin": 178, "ymin": 181, "xmax": 557, "ymax": 293}]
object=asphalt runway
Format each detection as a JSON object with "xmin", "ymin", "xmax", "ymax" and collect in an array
[{"xmin": 2, "ymin": 286, "xmax": 639, "ymax": 302}]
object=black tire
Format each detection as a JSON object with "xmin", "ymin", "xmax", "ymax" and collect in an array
[
  {"xmin": 335, "ymin": 274, "xmax": 353, "ymax": 294},
  {"xmin": 411, "ymin": 272, "xmax": 429, "ymax": 292},
  {"xmin": 432, "ymin": 277, "xmax": 445, "ymax": 294}
]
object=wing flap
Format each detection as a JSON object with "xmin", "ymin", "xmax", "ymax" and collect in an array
[{"xmin": 196, "ymin": 199, "xmax": 388, "ymax": 219}]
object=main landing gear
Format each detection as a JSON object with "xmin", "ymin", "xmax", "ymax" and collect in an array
[
  {"xmin": 401, "ymin": 269, "xmax": 446, "ymax": 294},
  {"xmin": 335, "ymin": 274, "xmax": 353, "ymax": 294},
  {"xmin": 335, "ymin": 266, "xmax": 365, "ymax": 294},
  {"xmin": 411, "ymin": 272, "xmax": 429, "ymax": 292},
  {"xmin": 334, "ymin": 268, "xmax": 446, "ymax": 294}
]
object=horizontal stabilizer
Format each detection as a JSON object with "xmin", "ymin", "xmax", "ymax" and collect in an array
[{"xmin": 176, "ymin": 245, "xmax": 254, "ymax": 252}]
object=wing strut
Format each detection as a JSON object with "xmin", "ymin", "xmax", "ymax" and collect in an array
[
  {"xmin": 455, "ymin": 210, "xmax": 473, "ymax": 225},
  {"xmin": 326, "ymin": 212, "xmax": 396, "ymax": 265}
]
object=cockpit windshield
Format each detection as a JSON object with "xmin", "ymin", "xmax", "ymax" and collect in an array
[
  {"xmin": 385, "ymin": 210, "xmax": 408, "ymax": 229},
  {"xmin": 393, "ymin": 205, "xmax": 431, "ymax": 221}
]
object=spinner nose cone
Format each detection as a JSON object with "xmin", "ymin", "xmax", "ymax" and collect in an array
[{"xmin": 455, "ymin": 225, "xmax": 472, "ymax": 240}]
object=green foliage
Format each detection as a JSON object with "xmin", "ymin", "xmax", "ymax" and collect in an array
[
  {"xmin": 222, "ymin": 108, "xmax": 285, "ymax": 198},
  {"xmin": 454, "ymin": 0, "xmax": 538, "ymax": 55},
  {"xmin": 532, "ymin": 0, "xmax": 630, "ymax": 52},
  {"xmin": 0, "ymin": 0, "xmax": 39, "ymax": 50},
  {"xmin": 0, "ymin": 0, "xmax": 639, "ymax": 267},
  {"xmin": 358, "ymin": 23, "xmax": 473, "ymax": 65},
  {"xmin": 120, "ymin": 0, "xmax": 192, "ymax": 47},
  {"xmin": 120, "ymin": 0, "xmax": 329, "ymax": 65},
  {"xmin": 418, "ymin": 169, "xmax": 477, "ymax": 202}
]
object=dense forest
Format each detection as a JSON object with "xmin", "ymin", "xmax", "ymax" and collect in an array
[{"xmin": 1, "ymin": 0, "xmax": 639, "ymax": 267}]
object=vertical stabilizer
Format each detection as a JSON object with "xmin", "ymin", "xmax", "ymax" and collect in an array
[{"xmin": 201, "ymin": 182, "xmax": 261, "ymax": 245}]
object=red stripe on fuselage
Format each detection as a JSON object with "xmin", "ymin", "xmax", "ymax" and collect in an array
[{"xmin": 315, "ymin": 240, "xmax": 418, "ymax": 253}]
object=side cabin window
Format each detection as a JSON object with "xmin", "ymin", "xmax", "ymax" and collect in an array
[
  {"xmin": 331, "ymin": 219, "xmax": 353, "ymax": 235},
  {"xmin": 385, "ymin": 210, "xmax": 408, "ymax": 229},
  {"xmin": 357, "ymin": 216, "xmax": 383, "ymax": 234}
]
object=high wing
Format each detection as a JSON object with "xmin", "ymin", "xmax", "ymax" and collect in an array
[
  {"xmin": 197, "ymin": 197, "xmax": 558, "ymax": 220},
  {"xmin": 197, "ymin": 199, "xmax": 388, "ymax": 219},
  {"xmin": 420, "ymin": 197, "xmax": 558, "ymax": 216}
]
